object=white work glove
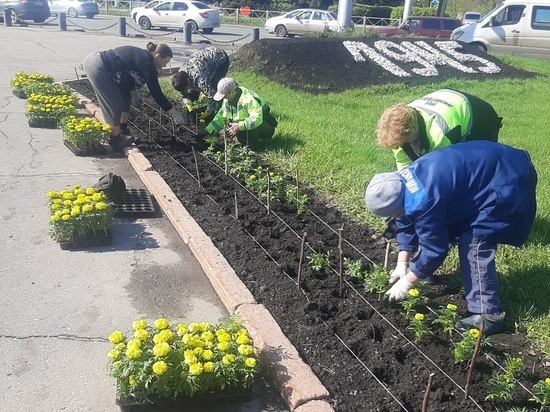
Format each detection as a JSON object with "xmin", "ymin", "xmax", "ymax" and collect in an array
[
  {"xmin": 384, "ymin": 277, "xmax": 414, "ymax": 302},
  {"xmin": 228, "ymin": 123, "xmax": 240, "ymax": 137},
  {"xmin": 389, "ymin": 262, "xmax": 408, "ymax": 285},
  {"xmin": 130, "ymin": 90, "xmax": 143, "ymax": 106},
  {"xmin": 172, "ymin": 111, "xmax": 184, "ymax": 125}
]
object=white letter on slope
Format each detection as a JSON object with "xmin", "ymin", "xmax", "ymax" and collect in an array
[
  {"xmin": 342, "ymin": 41, "xmax": 410, "ymax": 77},
  {"xmin": 374, "ymin": 40, "xmax": 438, "ymax": 76},
  {"xmin": 401, "ymin": 41, "xmax": 477, "ymax": 73},
  {"xmin": 435, "ymin": 41, "xmax": 501, "ymax": 73}
]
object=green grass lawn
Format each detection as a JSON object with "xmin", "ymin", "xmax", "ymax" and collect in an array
[{"xmin": 162, "ymin": 55, "xmax": 550, "ymax": 356}]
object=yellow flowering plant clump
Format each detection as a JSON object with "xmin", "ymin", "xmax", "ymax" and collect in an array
[
  {"xmin": 10, "ymin": 71, "xmax": 54, "ymax": 97},
  {"xmin": 62, "ymin": 116, "xmax": 111, "ymax": 150},
  {"xmin": 107, "ymin": 316, "xmax": 261, "ymax": 403},
  {"xmin": 46, "ymin": 184, "xmax": 114, "ymax": 242},
  {"xmin": 451, "ymin": 328, "xmax": 489, "ymax": 364},
  {"xmin": 26, "ymin": 92, "xmax": 77, "ymax": 122}
]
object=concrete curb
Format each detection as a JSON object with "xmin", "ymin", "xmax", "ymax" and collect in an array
[{"xmin": 79, "ymin": 96, "xmax": 334, "ymax": 412}]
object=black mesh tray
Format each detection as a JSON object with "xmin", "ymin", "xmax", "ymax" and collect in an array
[{"xmin": 113, "ymin": 189, "xmax": 156, "ymax": 218}]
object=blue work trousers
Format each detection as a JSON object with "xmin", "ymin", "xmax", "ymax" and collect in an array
[{"xmin": 458, "ymin": 230, "xmax": 501, "ymax": 316}]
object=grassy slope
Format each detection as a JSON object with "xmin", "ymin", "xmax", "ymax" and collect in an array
[{"xmin": 162, "ymin": 55, "xmax": 550, "ymax": 356}]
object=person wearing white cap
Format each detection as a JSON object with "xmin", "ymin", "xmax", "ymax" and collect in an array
[
  {"xmin": 204, "ymin": 77, "xmax": 277, "ymax": 146},
  {"xmin": 365, "ymin": 141, "xmax": 537, "ymax": 335}
]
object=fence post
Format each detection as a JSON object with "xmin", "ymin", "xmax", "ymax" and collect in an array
[
  {"xmin": 236, "ymin": 9, "xmax": 239, "ymax": 24},
  {"xmin": 183, "ymin": 21, "xmax": 192, "ymax": 45},
  {"xmin": 251, "ymin": 27, "xmax": 259, "ymax": 41},
  {"xmin": 363, "ymin": 16, "xmax": 366, "ymax": 31},
  {"xmin": 118, "ymin": 16, "xmax": 126, "ymax": 36},
  {"xmin": 59, "ymin": 12, "xmax": 67, "ymax": 30},
  {"xmin": 3, "ymin": 8, "xmax": 12, "ymax": 26}
]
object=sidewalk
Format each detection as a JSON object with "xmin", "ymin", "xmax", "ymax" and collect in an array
[{"xmin": 0, "ymin": 25, "xmax": 331, "ymax": 412}]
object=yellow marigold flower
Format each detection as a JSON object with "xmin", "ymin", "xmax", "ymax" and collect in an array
[
  {"xmin": 201, "ymin": 331, "xmax": 214, "ymax": 341},
  {"xmin": 188, "ymin": 322, "xmax": 201, "ymax": 333},
  {"xmin": 193, "ymin": 347, "xmax": 204, "ymax": 356},
  {"xmin": 95, "ymin": 202, "xmax": 107, "ymax": 211},
  {"xmin": 134, "ymin": 329, "xmax": 148, "ymax": 340},
  {"xmin": 199, "ymin": 322, "xmax": 210, "ymax": 332},
  {"xmin": 203, "ymin": 361, "xmax": 215, "ymax": 373},
  {"xmin": 222, "ymin": 354, "xmax": 235, "ymax": 365},
  {"xmin": 50, "ymin": 215, "xmax": 60, "ymax": 222},
  {"xmin": 113, "ymin": 361, "xmax": 122, "ymax": 368},
  {"xmin": 236, "ymin": 334, "xmax": 250, "ymax": 345},
  {"xmin": 469, "ymin": 329, "xmax": 480, "ymax": 339},
  {"xmin": 446, "ymin": 303, "xmax": 457, "ymax": 311},
  {"xmin": 108, "ymin": 330, "xmax": 125, "ymax": 344},
  {"xmin": 126, "ymin": 347, "xmax": 142, "ymax": 359},
  {"xmin": 414, "ymin": 313, "xmax": 425, "ymax": 321},
  {"xmin": 46, "ymin": 191, "xmax": 57, "ymax": 198},
  {"xmin": 176, "ymin": 323, "xmax": 188, "ymax": 336},
  {"xmin": 154, "ymin": 318, "xmax": 170, "ymax": 330},
  {"xmin": 245, "ymin": 358, "xmax": 257, "ymax": 368},
  {"xmin": 189, "ymin": 362, "xmax": 204, "ymax": 376},
  {"xmin": 156, "ymin": 329, "xmax": 174, "ymax": 343},
  {"xmin": 107, "ymin": 349, "xmax": 119, "ymax": 359},
  {"xmin": 218, "ymin": 341, "xmax": 230, "ymax": 351},
  {"xmin": 409, "ymin": 288, "xmax": 420, "ymax": 297},
  {"xmin": 217, "ymin": 331, "xmax": 231, "ymax": 342},
  {"xmin": 70, "ymin": 206, "xmax": 81, "ymax": 217},
  {"xmin": 63, "ymin": 200, "xmax": 72, "ymax": 206},
  {"xmin": 50, "ymin": 204, "xmax": 60, "ymax": 211},
  {"xmin": 83, "ymin": 204, "xmax": 93, "ymax": 213},
  {"xmin": 202, "ymin": 349, "xmax": 214, "ymax": 361},
  {"xmin": 116, "ymin": 343, "xmax": 126, "ymax": 350},
  {"xmin": 545, "ymin": 377, "xmax": 550, "ymax": 386},
  {"xmin": 132, "ymin": 319, "xmax": 147, "ymax": 330},
  {"xmin": 249, "ymin": 175, "xmax": 256, "ymax": 181},
  {"xmin": 184, "ymin": 354, "xmax": 197, "ymax": 365},
  {"xmin": 238, "ymin": 344, "xmax": 254, "ymax": 356},
  {"xmin": 127, "ymin": 339, "xmax": 142, "ymax": 350},
  {"xmin": 61, "ymin": 214, "xmax": 70, "ymax": 221},
  {"xmin": 153, "ymin": 342, "xmax": 171, "ymax": 357},
  {"xmin": 152, "ymin": 361, "xmax": 168, "ymax": 375},
  {"xmin": 129, "ymin": 375, "xmax": 136, "ymax": 386}
]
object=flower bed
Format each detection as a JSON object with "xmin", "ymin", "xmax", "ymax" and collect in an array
[
  {"xmin": 61, "ymin": 115, "xmax": 110, "ymax": 156},
  {"xmin": 107, "ymin": 317, "xmax": 260, "ymax": 406},
  {"xmin": 26, "ymin": 92, "xmax": 77, "ymax": 129},
  {"xmin": 46, "ymin": 185, "xmax": 114, "ymax": 247},
  {"xmin": 10, "ymin": 71, "xmax": 54, "ymax": 99}
]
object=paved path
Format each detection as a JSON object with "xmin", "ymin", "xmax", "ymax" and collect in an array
[{"xmin": 0, "ymin": 24, "xmax": 331, "ymax": 412}]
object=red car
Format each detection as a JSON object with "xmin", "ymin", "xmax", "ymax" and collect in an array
[{"xmin": 374, "ymin": 16, "xmax": 463, "ymax": 39}]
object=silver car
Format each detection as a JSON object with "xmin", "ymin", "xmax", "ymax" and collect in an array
[
  {"xmin": 265, "ymin": 8, "xmax": 340, "ymax": 37},
  {"xmin": 48, "ymin": 0, "xmax": 99, "ymax": 18},
  {"xmin": 133, "ymin": 0, "xmax": 220, "ymax": 32}
]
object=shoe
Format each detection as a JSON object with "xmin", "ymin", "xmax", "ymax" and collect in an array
[
  {"xmin": 109, "ymin": 134, "xmax": 135, "ymax": 153},
  {"xmin": 120, "ymin": 127, "xmax": 132, "ymax": 137},
  {"xmin": 455, "ymin": 313, "xmax": 505, "ymax": 336}
]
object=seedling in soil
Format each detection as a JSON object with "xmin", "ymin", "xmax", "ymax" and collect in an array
[
  {"xmin": 451, "ymin": 328, "xmax": 488, "ymax": 364},
  {"xmin": 407, "ymin": 312, "xmax": 430, "ymax": 342},
  {"xmin": 343, "ymin": 257, "xmax": 363, "ymax": 281},
  {"xmin": 531, "ymin": 377, "xmax": 550, "ymax": 411},
  {"xmin": 307, "ymin": 251, "xmax": 332, "ymax": 275},
  {"xmin": 432, "ymin": 303, "xmax": 458, "ymax": 338},
  {"xmin": 485, "ymin": 355, "xmax": 523, "ymax": 403},
  {"xmin": 401, "ymin": 287, "xmax": 426, "ymax": 320},
  {"xmin": 363, "ymin": 264, "xmax": 388, "ymax": 297}
]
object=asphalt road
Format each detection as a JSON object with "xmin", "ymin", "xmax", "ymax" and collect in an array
[{"xmin": 25, "ymin": 14, "xmax": 279, "ymax": 44}]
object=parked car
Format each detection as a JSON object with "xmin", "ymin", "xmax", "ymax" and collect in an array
[
  {"xmin": 48, "ymin": 0, "xmax": 99, "ymax": 18},
  {"xmin": 0, "ymin": 0, "xmax": 50, "ymax": 23},
  {"xmin": 374, "ymin": 16, "xmax": 463, "ymax": 39},
  {"xmin": 462, "ymin": 10, "xmax": 481, "ymax": 24},
  {"xmin": 133, "ymin": 0, "xmax": 220, "ymax": 33},
  {"xmin": 131, "ymin": 0, "xmax": 161, "ymax": 22},
  {"xmin": 451, "ymin": 0, "xmax": 550, "ymax": 59},
  {"xmin": 264, "ymin": 8, "xmax": 342, "ymax": 37}
]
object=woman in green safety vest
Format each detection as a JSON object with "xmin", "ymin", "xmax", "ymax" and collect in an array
[{"xmin": 376, "ymin": 89, "xmax": 503, "ymax": 170}]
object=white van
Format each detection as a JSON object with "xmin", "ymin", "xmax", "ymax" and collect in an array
[{"xmin": 451, "ymin": 0, "xmax": 550, "ymax": 59}]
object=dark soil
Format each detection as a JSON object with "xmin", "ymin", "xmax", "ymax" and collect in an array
[{"xmin": 67, "ymin": 38, "xmax": 548, "ymax": 412}]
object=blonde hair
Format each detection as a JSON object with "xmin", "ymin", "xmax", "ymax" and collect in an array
[{"xmin": 376, "ymin": 104, "xmax": 418, "ymax": 149}]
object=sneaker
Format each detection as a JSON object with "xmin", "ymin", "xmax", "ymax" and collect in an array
[
  {"xmin": 455, "ymin": 313, "xmax": 505, "ymax": 336},
  {"xmin": 109, "ymin": 134, "xmax": 135, "ymax": 153},
  {"xmin": 120, "ymin": 127, "xmax": 132, "ymax": 137}
]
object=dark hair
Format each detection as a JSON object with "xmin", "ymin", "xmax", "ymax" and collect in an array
[
  {"xmin": 146, "ymin": 42, "xmax": 173, "ymax": 59},
  {"xmin": 171, "ymin": 71, "xmax": 200, "ymax": 101}
]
